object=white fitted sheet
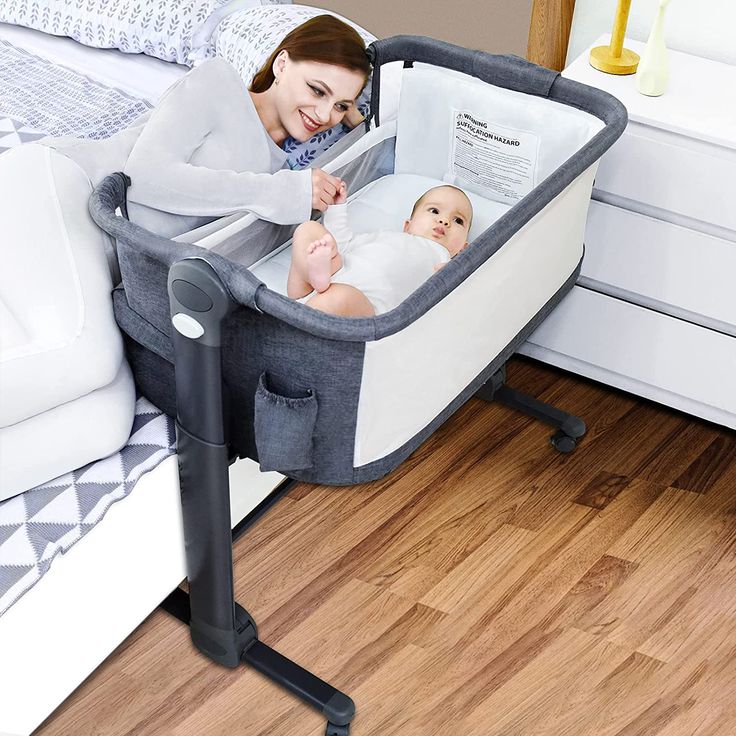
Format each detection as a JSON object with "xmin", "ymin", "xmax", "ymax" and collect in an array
[{"xmin": 250, "ymin": 173, "xmax": 512, "ymax": 296}]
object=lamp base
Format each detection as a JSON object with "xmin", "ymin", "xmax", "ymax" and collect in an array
[{"xmin": 589, "ymin": 45, "xmax": 640, "ymax": 75}]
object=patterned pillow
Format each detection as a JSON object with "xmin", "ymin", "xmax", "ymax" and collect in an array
[
  {"xmin": 212, "ymin": 4, "xmax": 375, "ymax": 169},
  {"xmin": 0, "ymin": 0, "xmax": 289, "ymax": 66}
]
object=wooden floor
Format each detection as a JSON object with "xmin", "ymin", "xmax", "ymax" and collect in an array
[{"xmin": 41, "ymin": 357, "xmax": 736, "ymax": 736}]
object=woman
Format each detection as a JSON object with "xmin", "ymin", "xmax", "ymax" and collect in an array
[
  {"xmin": 0, "ymin": 15, "xmax": 371, "ymax": 495},
  {"xmin": 49, "ymin": 14, "xmax": 372, "ymax": 237}
]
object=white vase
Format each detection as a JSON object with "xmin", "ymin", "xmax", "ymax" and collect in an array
[{"xmin": 636, "ymin": 0, "xmax": 671, "ymax": 96}]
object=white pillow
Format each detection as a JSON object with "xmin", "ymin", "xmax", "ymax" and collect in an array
[
  {"xmin": 0, "ymin": 0, "xmax": 290, "ymax": 65},
  {"xmin": 212, "ymin": 4, "xmax": 376, "ymax": 169}
]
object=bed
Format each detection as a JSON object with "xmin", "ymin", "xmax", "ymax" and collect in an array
[{"xmin": 0, "ymin": 17, "xmax": 288, "ymax": 735}]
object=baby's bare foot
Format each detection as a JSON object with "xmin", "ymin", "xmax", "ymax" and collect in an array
[{"xmin": 306, "ymin": 237, "xmax": 334, "ymax": 293}]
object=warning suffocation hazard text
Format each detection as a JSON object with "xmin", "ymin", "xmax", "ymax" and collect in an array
[{"xmin": 450, "ymin": 111, "xmax": 540, "ymax": 202}]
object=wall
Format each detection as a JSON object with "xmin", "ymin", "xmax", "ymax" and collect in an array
[
  {"xmin": 567, "ymin": 0, "xmax": 736, "ymax": 67},
  {"xmin": 311, "ymin": 1, "xmax": 533, "ymax": 57}
]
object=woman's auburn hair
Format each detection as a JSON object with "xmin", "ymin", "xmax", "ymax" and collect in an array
[{"xmin": 249, "ymin": 14, "xmax": 371, "ymax": 94}]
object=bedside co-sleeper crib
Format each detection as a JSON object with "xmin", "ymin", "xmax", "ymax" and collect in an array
[{"xmin": 91, "ymin": 35, "xmax": 627, "ymax": 736}]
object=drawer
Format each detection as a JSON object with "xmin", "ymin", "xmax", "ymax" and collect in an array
[
  {"xmin": 581, "ymin": 201, "xmax": 736, "ymax": 334},
  {"xmin": 593, "ymin": 122, "xmax": 736, "ymax": 233},
  {"xmin": 520, "ymin": 286, "xmax": 736, "ymax": 429}
]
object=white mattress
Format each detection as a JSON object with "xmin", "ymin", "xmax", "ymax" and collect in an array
[
  {"xmin": 0, "ymin": 27, "xmax": 283, "ymax": 736},
  {"xmin": 250, "ymin": 173, "xmax": 512, "ymax": 296}
]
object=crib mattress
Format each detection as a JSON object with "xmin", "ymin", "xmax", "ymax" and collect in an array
[{"xmin": 250, "ymin": 173, "xmax": 512, "ymax": 296}]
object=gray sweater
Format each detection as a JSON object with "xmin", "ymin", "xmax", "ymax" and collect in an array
[{"xmin": 48, "ymin": 58, "xmax": 313, "ymax": 238}]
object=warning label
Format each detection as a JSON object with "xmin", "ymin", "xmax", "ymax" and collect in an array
[{"xmin": 449, "ymin": 110, "xmax": 540, "ymax": 202}]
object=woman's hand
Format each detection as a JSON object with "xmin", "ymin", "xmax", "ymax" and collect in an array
[{"xmin": 311, "ymin": 169, "xmax": 343, "ymax": 212}]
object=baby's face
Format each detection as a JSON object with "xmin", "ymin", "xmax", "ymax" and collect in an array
[{"xmin": 403, "ymin": 187, "xmax": 472, "ymax": 257}]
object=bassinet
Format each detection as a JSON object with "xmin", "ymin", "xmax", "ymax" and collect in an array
[{"xmin": 91, "ymin": 35, "xmax": 627, "ymax": 736}]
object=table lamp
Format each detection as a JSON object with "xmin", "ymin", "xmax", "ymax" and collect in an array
[{"xmin": 590, "ymin": 0, "xmax": 640, "ymax": 75}]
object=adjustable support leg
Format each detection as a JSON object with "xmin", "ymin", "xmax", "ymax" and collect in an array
[
  {"xmin": 167, "ymin": 258, "xmax": 355, "ymax": 734},
  {"xmin": 476, "ymin": 365, "xmax": 586, "ymax": 452}
]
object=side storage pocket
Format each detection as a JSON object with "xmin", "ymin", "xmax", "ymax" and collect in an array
[{"xmin": 254, "ymin": 372, "xmax": 318, "ymax": 472}]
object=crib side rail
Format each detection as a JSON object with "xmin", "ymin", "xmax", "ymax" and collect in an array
[
  {"xmin": 89, "ymin": 172, "xmax": 381, "ymax": 343},
  {"xmin": 89, "ymin": 173, "xmax": 266, "ymax": 319}
]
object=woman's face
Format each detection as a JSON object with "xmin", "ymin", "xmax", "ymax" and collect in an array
[{"xmin": 273, "ymin": 53, "xmax": 366, "ymax": 142}]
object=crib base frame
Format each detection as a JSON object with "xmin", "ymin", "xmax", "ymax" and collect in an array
[{"xmin": 161, "ymin": 588, "xmax": 355, "ymax": 732}]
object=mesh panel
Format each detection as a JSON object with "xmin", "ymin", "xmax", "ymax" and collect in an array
[{"xmin": 207, "ymin": 133, "xmax": 397, "ymax": 267}]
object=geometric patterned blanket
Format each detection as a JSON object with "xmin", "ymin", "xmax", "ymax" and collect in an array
[
  {"xmin": 0, "ymin": 115, "xmax": 47, "ymax": 152},
  {"xmin": 0, "ymin": 34, "xmax": 366, "ymax": 168},
  {"xmin": 0, "ymin": 398, "xmax": 175, "ymax": 616},
  {"xmin": 0, "ymin": 36, "xmax": 354, "ymax": 167}
]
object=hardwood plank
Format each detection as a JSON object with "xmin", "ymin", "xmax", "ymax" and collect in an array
[
  {"xmin": 576, "ymin": 484, "xmax": 736, "ymax": 652},
  {"xmin": 574, "ymin": 470, "xmax": 631, "ymax": 510},
  {"xmin": 419, "ymin": 523, "xmax": 535, "ymax": 614},
  {"xmin": 672, "ymin": 433, "xmax": 736, "ymax": 494},
  {"xmin": 419, "ymin": 555, "xmax": 639, "ymax": 733}
]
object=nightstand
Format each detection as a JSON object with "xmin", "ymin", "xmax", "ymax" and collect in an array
[{"xmin": 520, "ymin": 36, "xmax": 736, "ymax": 429}]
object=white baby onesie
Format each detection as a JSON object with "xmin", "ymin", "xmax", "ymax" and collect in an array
[{"xmin": 322, "ymin": 203, "xmax": 450, "ymax": 314}]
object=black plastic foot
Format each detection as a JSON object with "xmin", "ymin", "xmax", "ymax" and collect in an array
[
  {"xmin": 550, "ymin": 429, "xmax": 577, "ymax": 453},
  {"xmin": 161, "ymin": 589, "xmax": 355, "ymax": 729},
  {"xmin": 326, "ymin": 722, "xmax": 350, "ymax": 736}
]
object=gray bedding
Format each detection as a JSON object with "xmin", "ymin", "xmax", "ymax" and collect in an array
[{"xmin": 0, "ymin": 38, "xmax": 153, "ymax": 154}]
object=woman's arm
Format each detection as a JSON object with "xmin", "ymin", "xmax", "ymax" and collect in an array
[{"xmin": 124, "ymin": 58, "xmax": 313, "ymax": 225}]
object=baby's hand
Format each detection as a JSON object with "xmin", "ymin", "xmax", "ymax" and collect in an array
[
  {"xmin": 334, "ymin": 180, "xmax": 348, "ymax": 205},
  {"xmin": 433, "ymin": 262, "xmax": 446, "ymax": 272}
]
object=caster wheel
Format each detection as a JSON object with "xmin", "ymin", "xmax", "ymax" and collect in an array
[
  {"xmin": 326, "ymin": 723, "xmax": 350, "ymax": 736},
  {"xmin": 550, "ymin": 429, "xmax": 576, "ymax": 453}
]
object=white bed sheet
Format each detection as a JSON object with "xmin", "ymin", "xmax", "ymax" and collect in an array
[{"xmin": 0, "ymin": 27, "xmax": 283, "ymax": 736}]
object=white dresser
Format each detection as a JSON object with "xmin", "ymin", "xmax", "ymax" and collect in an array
[{"xmin": 520, "ymin": 36, "xmax": 736, "ymax": 429}]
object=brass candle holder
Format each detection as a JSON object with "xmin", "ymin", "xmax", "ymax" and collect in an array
[{"xmin": 590, "ymin": 0, "xmax": 640, "ymax": 75}]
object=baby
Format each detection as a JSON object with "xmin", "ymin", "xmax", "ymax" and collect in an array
[{"xmin": 287, "ymin": 184, "xmax": 473, "ymax": 317}]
